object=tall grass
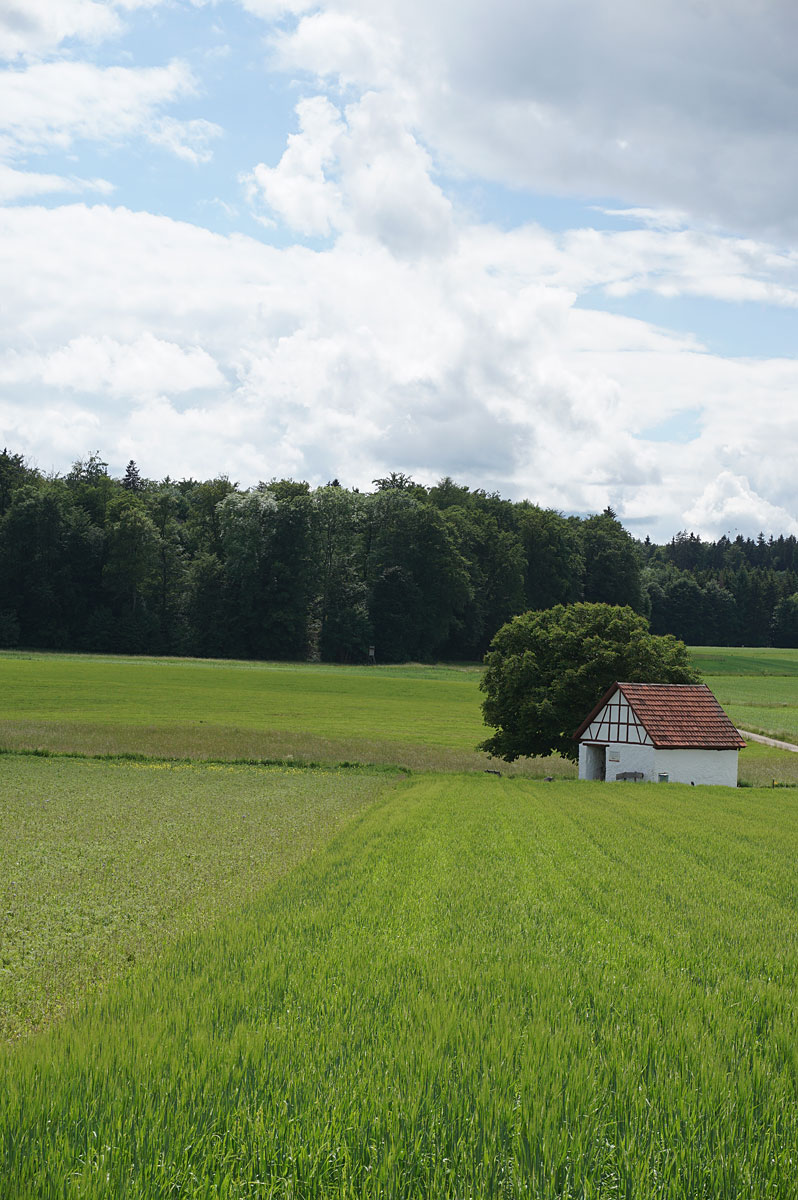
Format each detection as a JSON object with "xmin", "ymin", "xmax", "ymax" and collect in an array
[{"xmin": 3, "ymin": 776, "xmax": 797, "ymax": 1198}]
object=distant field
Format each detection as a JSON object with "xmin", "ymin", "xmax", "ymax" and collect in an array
[
  {"xmin": 4, "ymin": 647, "xmax": 798, "ymax": 777},
  {"xmin": 2, "ymin": 771, "xmax": 797, "ymax": 1197},
  {"xmin": 0, "ymin": 651, "xmax": 572, "ymax": 776},
  {"xmin": 0, "ymin": 652, "xmax": 482, "ymax": 746},
  {"xmin": 695, "ymin": 646, "xmax": 798, "ymax": 745},
  {"xmin": 690, "ymin": 646, "xmax": 798, "ymax": 676}
]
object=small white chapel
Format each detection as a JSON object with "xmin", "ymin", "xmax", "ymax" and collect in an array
[{"xmin": 574, "ymin": 682, "xmax": 745, "ymax": 787}]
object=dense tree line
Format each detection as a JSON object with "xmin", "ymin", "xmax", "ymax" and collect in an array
[
  {"xmin": 641, "ymin": 530, "xmax": 798, "ymax": 647},
  {"xmin": 1, "ymin": 448, "xmax": 797, "ymax": 659}
]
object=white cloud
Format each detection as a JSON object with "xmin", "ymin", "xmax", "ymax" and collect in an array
[
  {"xmin": 248, "ymin": 91, "xmax": 454, "ymax": 256},
  {"xmin": 557, "ymin": 228, "xmax": 798, "ymax": 307},
  {"xmin": 2, "ymin": 201, "xmax": 798, "ymax": 540},
  {"xmin": 261, "ymin": 0, "xmax": 798, "ymax": 242},
  {"xmin": 0, "ymin": 333, "xmax": 225, "ymax": 398},
  {"xmin": 148, "ymin": 116, "xmax": 223, "ymax": 164},
  {"xmin": 0, "ymin": 0, "xmax": 121, "ymax": 60},
  {"xmin": 248, "ymin": 96, "xmax": 344, "ymax": 236},
  {"xmin": 0, "ymin": 163, "xmax": 113, "ymax": 200},
  {"xmin": 683, "ymin": 473, "xmax": 798, "ymax": 541},
  {"xmin": 272, "ymin": 10, "xmax": 399, "ymax": 87},
  {"xmin": 596, "ymin": 207, "xmax": 690, "ymax": 232},
  {"xmin": 0, "ymin": 0, "xmax": 173, "ymax": 61},
  {"xmin": 238, "ymin": 0, "xmax": 315, "ymax": 17},
  {"xmin": 0, "ymin": 59, "xmax": 209, "ymax": 160}
]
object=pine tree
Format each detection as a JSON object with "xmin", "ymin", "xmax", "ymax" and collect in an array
[{"xmin": 121, "ymin": 460, "xmax": 143, "ymax": 493}]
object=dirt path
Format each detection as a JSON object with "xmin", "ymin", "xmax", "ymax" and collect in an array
[{"xmin": 739, "ymin": 729, "xmax": 798, "ymax": 752}]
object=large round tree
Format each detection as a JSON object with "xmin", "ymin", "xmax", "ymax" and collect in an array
[{"xmin": 479, "ymin": 602, "xmax": 700, "ymax": 762}]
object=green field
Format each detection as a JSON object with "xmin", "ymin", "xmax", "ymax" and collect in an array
[
  {"xmin": 2, "ymin": 648, "xmax": 798, "ymax": 1196},
  {"xmin": 695, "ymin": 646, "xmax": 798, "ymax": 745},
  {"xmin": 0, "ymin": 652, "xmax": 483, "ymax": 748},
  {"xmin": 690, "ymin": 646, "xmax": 798, "ymax": 676},
  {"xmin": 0, "ymin": 755, "xmax": 392, "ymax": 1041},
  {"xmin": 2, "ymin": 767, "xmax": 797, "ymax": 1197},
  {"xmin": 3, "ymin": 647, "xmax": 798, "ymax": 781},
  {"xmin": 0, "ymin": 651, "xmax": 575, "ymax": 776}
]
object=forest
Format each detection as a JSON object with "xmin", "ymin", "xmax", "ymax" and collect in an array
[{"xmin": 2, "ymin": 448, "xmax": 798, "ymax": 661}]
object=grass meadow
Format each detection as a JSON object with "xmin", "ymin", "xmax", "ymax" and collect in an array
[
  {"xmin": 696, "ymin": 645, "xmax": 798, "ymax": 755},
  {"xmin": 0, "ymin": 755, "xmax": 393, "ymax": 1042},
  {"xmin": 3, "ymin": 646, "xmax": 798, "ymax": 781},
  {"xmin": 2, "ymin": 647, "xmax": 798, "ymax": 1196},
  {"xmin": 0, "ymin": 651, "xmax": 574, "ymax": 776}
]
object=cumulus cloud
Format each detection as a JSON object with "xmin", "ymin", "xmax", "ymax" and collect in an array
[
  {"xmin": 684, "ymin": 473, "xmax": 798, "ymax": 541},
  {"xmin": 248, "ymin": 90, "xmax": 454, "ymax": 256},
  {"xmin": 272, "ymin": 10, "xmax": 399, "ymax": 87},
  {"xmin": 0, "ymin": 333, "xmax": 225, "ymax": 398},
  {"xmin": 260, "ymin": 0, "xmax": 798, "ymax": 242},
  {"xmin": 1, "ymin": 201, "xmax": 796, "ymax": 539},
  {"xmin": 248, "ymin": 96, "xmax": 344, "ymax": 236}
]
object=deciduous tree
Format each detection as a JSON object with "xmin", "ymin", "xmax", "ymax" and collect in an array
[{"xmin": 479, "ymin": 602, "xmax": 699, "ymax": 761}]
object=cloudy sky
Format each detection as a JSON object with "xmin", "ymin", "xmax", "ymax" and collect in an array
[{"xmin": 1, "ymin": 0, "xmax": 797, "ymax": 541}]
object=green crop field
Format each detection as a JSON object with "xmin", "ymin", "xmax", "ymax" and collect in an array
[
  {"xmin": 690, "ymin": 646, "xmax": 798, "ymax": 676},
  {"xmin": 4, "ymin": 646, "xmax": 798, "ymax": 781},
  {"xmin": 2, "ymin": 769, "xmax": 797, "ymax": 1198},
  {"xmin": 0, "ymin": 754, "xmax": 392, "ymax": 1041},
  {"xmin": 2, "ymin": 648, "xmax": 798, "ymax": 1196}
]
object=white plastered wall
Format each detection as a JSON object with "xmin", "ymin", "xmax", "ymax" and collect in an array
[
  {"xmin": 578, "ymin": 742, "xmax": 739, "ymax": 786},
  {"xmin": 653, "ymin": 748, "xmax": 739, "ymax": 787},
  {"xmin": 605, "ymin": 742, "xmax": 655, "ymax": 780},
  {"xmin": 578, "ymin": 741, "xmax": 655, "ymax": 780}
]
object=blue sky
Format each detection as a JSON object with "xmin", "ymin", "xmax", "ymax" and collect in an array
[{"xmin": 2, "ymin": 0, "xmax": 798, "ymax": 542}]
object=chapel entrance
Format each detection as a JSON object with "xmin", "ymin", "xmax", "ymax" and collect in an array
[{"xmin": 582, "ymin": 743, "xmax": 606, "ymax": 781}]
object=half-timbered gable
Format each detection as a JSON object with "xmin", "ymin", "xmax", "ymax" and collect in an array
[{"xmin": 580, "ymin": 692, "xmax": 652, "ymax": 746}]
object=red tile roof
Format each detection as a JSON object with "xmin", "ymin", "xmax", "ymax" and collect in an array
[{"xmin": 574, "ymin": 682, "xmax": 746, "ymax": 749}]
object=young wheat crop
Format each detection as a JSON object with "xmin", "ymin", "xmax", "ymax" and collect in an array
[{"xmin": 2, "ymin": 775, "xmax": 796, "ymax": 1198}]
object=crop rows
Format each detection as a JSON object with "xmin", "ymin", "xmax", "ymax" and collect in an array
[{"xmin": 3, "ymin": 774, "xmax": 797, "ymax": 1197}]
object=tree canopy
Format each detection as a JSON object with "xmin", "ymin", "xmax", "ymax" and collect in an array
[
  {"xmin": 2, "ymin": 447, "xmax": 798, "ymax": 659},
  {"xmin": 479, "ymin": 602, "xmax": 700, "ymax": 762}
]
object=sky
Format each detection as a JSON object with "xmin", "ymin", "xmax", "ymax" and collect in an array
[{"xmin": 1, "ymin": 0, "xmax": 798, "ymax": 542}]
